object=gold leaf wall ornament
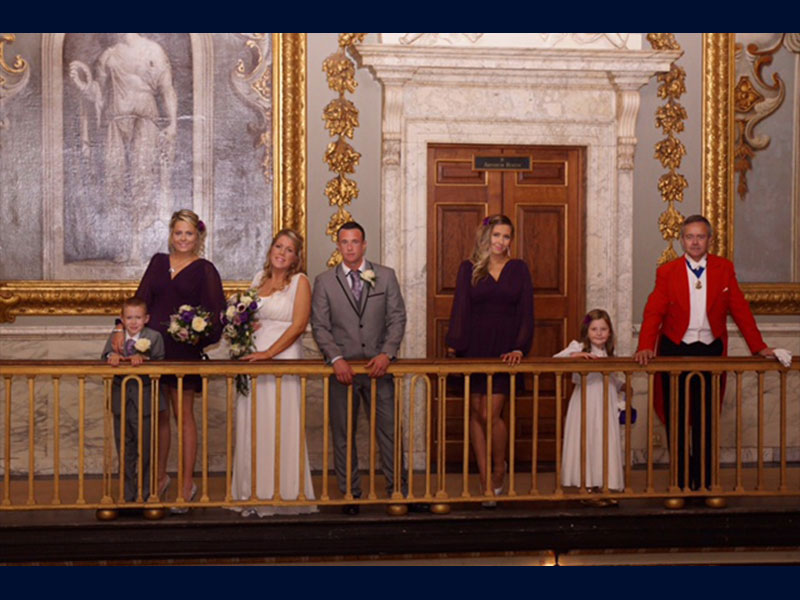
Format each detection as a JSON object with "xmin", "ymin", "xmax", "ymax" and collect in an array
[
  {"xmin": 732, "ymin": 34, "xmax": 792, "ymax": 203},
  {"xmin": 648, "ymin": 34, "xmax": 687, "ymax": 266},
  {"xmin": 325, "ymin": 174, "xmax": 359, "ymax": 207},
  {"xmin": 654, "ymin": 136, "xmax": 686, "ymax": 170},
  {"xmin": 323, "ymin": 98, "xmax": 359, "ymax": 138},
  {"xmin": 656, "ymin": 64, "xmax": 687, "ymax": 100},
  {"xmin": 325, "ymin": 139, "xmax": 361, "ymax": 174},
  {"xmin": 655, "ymin": 103, "xmax": 687, "ymax": 134},
  {"xmin": 322, "ymin": 34, "xmax": 366, "ymax": 267},
  {"xmin": 646, "ymin": 33, "xmax": 680, "ymax": 51},
  {"xmin": 323, "ymin": 50, "xmax": 358, "ymax": 94},
  {"xmin": 657, "ymin": 172, "xmax": 688, "ymax": 203},
  {"xmin": 338, "ymin": 33, "xmax": 367, "ymax": 48},
  {"xmin": 0, "ymin": 33, "xmax": 31, "ymax": 131}
]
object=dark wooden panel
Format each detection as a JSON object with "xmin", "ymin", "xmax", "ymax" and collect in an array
[
  {"xmin": 532, "ymin": 318, "xmax": 565, "ymax": 361},
  {"xmin": 516, "ymin": 205, "xmax": 565, "ymax": 296},
  {"xmin": 436, "ymin": 160, "xmax": 486, "ymax": 186},
  {"xmin": 517, "ymin": 161, "xmax": 567, "ymax": 186},
  {"xmin": 436, "ymin": 204, "xmax": 484, "ymax": 295},
  {"xmin": 435, "ymin": 318, "xmax": 450, "ymax": 360}
]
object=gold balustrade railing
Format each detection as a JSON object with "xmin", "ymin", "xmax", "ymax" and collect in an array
[{"xmin": 0, "ymin": 357, "xmax": 797, "ymax": 517}]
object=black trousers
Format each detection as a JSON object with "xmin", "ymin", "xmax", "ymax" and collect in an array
[{"xmin": 659, "ymin": 336, "xmax": 723, "ymax": 490}]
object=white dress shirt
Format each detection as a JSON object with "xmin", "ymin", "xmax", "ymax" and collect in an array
[{"xmin": 681, "ymin": 254, "xmax": 715, "ymax": 345}]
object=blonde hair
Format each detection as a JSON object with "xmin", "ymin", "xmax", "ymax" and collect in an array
[
  {"xmin": 168, "ymin": 209, "xmax": 206, "ymax": 256},
  {"xmin": 579, "ymin": 308, "xmax": 615, "ymax": 356},
  {"xmin": 470, "ymin": 214, "xmax": 514, "ymax": 286},
  {"xmin": 259, "ymin": 228, "xmax": 305, "ymax": 290}
]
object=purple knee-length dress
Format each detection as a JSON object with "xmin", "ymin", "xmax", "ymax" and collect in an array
[
  {"xmin": 445, "ymin": 259, "xmax": 534, "ymax": 394},
  {"xmin": 136, "ymin": 253, "xmax": 226, "ymax": 392}
]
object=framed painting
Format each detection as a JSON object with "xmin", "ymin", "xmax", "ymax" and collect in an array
[
  {"xmin": 702, "ymin": 33, "xmax": 800, "ymax": 313},
  {"xmin": 0, "ymin": 33, "xmax": 306, "ymax": 321}
]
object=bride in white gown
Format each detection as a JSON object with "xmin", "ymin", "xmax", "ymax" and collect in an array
[{"xmin": 230, "ymin": 229, "xmax": 316, "ymax": 516}]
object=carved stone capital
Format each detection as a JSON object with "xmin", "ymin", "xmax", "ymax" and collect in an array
[{"xmin": 382, "ymin": 139, "xmax": 400, "ymax": 167}]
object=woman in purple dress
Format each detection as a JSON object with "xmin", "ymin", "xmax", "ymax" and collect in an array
[
  {"xmin": 115, "ymin": 209, "xmax": 225, "ymax": 510},
  {"xmin": 446, "ymin": 214, "xmax": 534, "ymax": 504}
]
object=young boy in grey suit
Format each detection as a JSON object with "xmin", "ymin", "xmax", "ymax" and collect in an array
[{"xmin": 102, "ymin": 296, "xmax": 165, "ymax": 503}]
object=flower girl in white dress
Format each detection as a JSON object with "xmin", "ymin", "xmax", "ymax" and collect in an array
[
  {"xmin": 230, "ymin": 229, "xmax": 316, "ymax": 516},
  {"xmin": 554, "ymin": 309, "xmax": 624, "ymax": 506}
]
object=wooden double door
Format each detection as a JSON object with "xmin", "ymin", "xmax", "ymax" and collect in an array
[{"xmin": 426, "ymin": 143, "xmax": 585, "ymax": 466}]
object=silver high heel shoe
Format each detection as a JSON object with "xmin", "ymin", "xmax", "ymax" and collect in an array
[{"xmin": 170, "ymin": 482, "xmax": 197, "ymax": 515}]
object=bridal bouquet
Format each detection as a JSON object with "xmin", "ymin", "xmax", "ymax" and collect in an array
[
  {"xmin": 221, "ymin": 288, "xmax": 260, "ymax": 395},
  {"xmin": 167, "ymin": 304, "xmax": 213, "ymax": 346}
]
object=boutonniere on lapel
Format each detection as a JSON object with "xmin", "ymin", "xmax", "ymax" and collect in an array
[
  {"xmin": 133, "ymin": 338, "xmax": 151, "ymax": 356},
  {"xmin": 360, "ymin": 269, "xmax": 376, "ymax": 287}
]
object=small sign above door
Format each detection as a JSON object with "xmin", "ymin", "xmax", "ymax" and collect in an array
[{"xmin": 473, "ymin": 155, "xmax": 532, "ymax": 171}]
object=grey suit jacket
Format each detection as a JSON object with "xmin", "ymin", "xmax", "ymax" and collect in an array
[
  {"xmin": 101, "ymin": 326, "xmax": 165, "ymax": 362},
  {"xmin": 311, "ymin": 261, "xmax": 406, "ymax": 363},
  {"xmin": 101, "ymin": 326, "xmax": 165, "ymax": 414}
]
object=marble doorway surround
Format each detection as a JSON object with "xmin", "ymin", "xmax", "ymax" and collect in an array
[{"xmin": 355, "ymin": 34, "xmax": 680, "ymax": 357}]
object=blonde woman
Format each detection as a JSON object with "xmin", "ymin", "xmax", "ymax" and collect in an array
[
  {"xmin": 230, "ymin": 229, "xmax": 316, "ymax": 516},
  {"xmin": 114, "ymin": 209, "xmax": 225, "ymax": 511},
  {"xmin": 446, "ymin": 214, "xmax": 534, "ymax": 505}
]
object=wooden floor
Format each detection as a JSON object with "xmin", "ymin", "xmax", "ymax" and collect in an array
[{"xmin": 3, "ymin": 467, "xmax": 800, "ymax": 565}]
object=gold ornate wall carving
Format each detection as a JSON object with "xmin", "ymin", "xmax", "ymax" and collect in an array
[
  {"xmin": 0, "ymin": 33, "xmax": 31, "ymax": 130},
  {"xmin": 733, "ymin": 34, "xmax": 794, "ymax": 203},
  {"xmin": 0, "ymin": 33, "xmax": 307, "ymax": 323},
  {"xmin": 702, "ymin": 33, "xmax": 800, "ymax": 313},
  {"xmin": 322, "ymin": 33, "xmax": 366, "ymax": 267},
  {"xmin": 647, "ymin": 33, "xmax": 687, "ymax": 266}
]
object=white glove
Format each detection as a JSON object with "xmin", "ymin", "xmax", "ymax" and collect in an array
[{"xmin": 773, "ymin": 348, "xmax": 792, "ymax": 368}]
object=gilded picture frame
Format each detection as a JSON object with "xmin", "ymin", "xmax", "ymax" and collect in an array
[
  {"xmin": 702, "ymin": 33, "xmax": 800, "ymax": 313},
  {"xmin": 0, "ymin": 33, "xmax": 306, "ymax": 322}
]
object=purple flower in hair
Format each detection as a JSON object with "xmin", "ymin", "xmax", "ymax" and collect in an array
[
  {"xmin": 482, "ymin": 217, "xmax": 491, "ymax": 226},
  {"xmin": 197, "ymin": 220, "xmax": 206, "ymax": 233},
  {"xmin": 582, "ymin": 314, "xmax": 592, "ymax": 326}
]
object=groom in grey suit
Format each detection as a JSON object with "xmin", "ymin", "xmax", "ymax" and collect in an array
[{"xmin": 311, "ymin": 222, "xmax": 407, "ymax": 514}]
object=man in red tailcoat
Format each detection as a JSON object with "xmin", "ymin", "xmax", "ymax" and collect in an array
[{"xmin": 635, "ymin": 215, "xmax": 775, "ymax": 491}]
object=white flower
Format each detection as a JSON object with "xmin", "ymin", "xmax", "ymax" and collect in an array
[
  {"xmin": 133, "ymin": 338, "xmax": 151, "ymax": 353},
  {"xmin": 179, "ymin": 304, "xmax": 193, "ymax": 312},
  {"xmin": 167, "ymin": 320, "xmax": 180, "ymax": 334},
  {"xmin": 225, "ymin": 305, "xmax": 237, "ymax": 320},
  {"xmin": 241, "ymin": 295, "xmax": 253, "ymax": 305},
  {"xmin": 223, "ymin": 324, "xmax": 237, "ymax": 338},
  {"xmin": 191, "ymin": 316, "xmax": 208, "ymax": 332},
  {"xmin": 361, "ymin": 269, "xmax": 376, "ymax": 286}
]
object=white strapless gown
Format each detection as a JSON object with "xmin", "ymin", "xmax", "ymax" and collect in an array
[{"xmin": 230, "ymin": 272, "xmax": 316, "ymax": 516}]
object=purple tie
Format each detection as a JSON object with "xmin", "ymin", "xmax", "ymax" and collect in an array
[
  {"xmin": 349, "ymin": 270, "xmax": 363, "ymax": 303},
  {"xmin": 124, "ymin": 338, "xmax": 136, "ymax": 357}
]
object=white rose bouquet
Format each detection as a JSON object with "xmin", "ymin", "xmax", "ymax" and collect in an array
[
  {"xmin": 221, "ymin": 288, "xmax": 260, "ymax": 395},
  {"xmin": 167, "ymin": 304, "xmax": 213, "ymax": 346}
]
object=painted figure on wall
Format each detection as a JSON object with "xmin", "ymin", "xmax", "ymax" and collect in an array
[{"xmin": 63, "ymin": 33, "xmax": 192, "ymax": 266}]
